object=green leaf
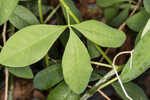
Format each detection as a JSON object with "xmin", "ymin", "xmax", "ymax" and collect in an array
[
  {"xmin": 104, "ymin": 7, "xmax": 119, "ymax": 23},
  {"xmin": 135, "ymin": 30, "xmax": 143, "ymax": 45},
  {"xmin": 144, "ymin": 0, "xmax": 150, "ymax": 14},
  {"xmin": 34, "ymin": 64, "xmax": 63, "ymax": 90},
  {"xmin": 120, "ymin": 30, "xmax": 150, "ymax": 82},
  {"xmin": 141, "ymin": 18, "xmax": 150, "ymax": 38},
  {"xmin": 110, "ymin": 8, "xmax": 129, "ymax": 27},
  {"xmin": 8, "ymin": 66, "xmax": 33, "ymax": 79},
  {"xmin": 90, "ymin": 71, "xmax": 102, "ymax": 82},
  {"xmin": 0, "ymin": 0, "xmax": 19, "ymax": 25},
  {"xmin": 60, "ymin": 0, "xmax": 82, "ymax": 24},
  {"xmin": 113, "ymin": 82, "xmax": 148, "ymax": 100},
  {"xmin": 9, "ymin": 5, "xmax": 40, "ymax": 29},
  {"xmin": 96, "ymin": 0, "xmax": 129, "ymax": 8},
  {"xmin": 73, "ymin": 20, "xmax": 126, "ymax": 48},
  {"xmin": 47, "ymin": 82, "xmax": 80, "ymax": 100},
  {"xmin": 0, "ymin": 25, "xmax": 67, "ymax": 67},
  {"xmin": 87, "ymin": 40, "xmax": 101, "ymax": 59},
  {"xmin": 126, "ymin": 10, "xmax": 150, "ymax": 32},
  {"xmin": 62, "ymin": 29, "xmax": 93, "ymax": 94}
]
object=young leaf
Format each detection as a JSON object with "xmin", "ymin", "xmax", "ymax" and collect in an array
[
  {"xmin": 0, "ymin": 0, "xmax": 19, "ymax": 25},
  {"xmin": 120, "ymin": 30, "xmax": 150, "ymax": 82},
  {"xmin": 144, "ymin": 0, "xmax": 150, "ymax": 14},
  {"xmin": 72, "ymin": 20, "xmax": 126, "ymax": 48},
  {"xmin": 9, "ymin": 5, "xmax": 40, "ymax": 29},
  {"xmin": 34, "ymin": 64, "xmax": 63, "ymax": 90},
  {"xmin": 113, "ymin": 82, "xmax": 148, "ymax": 100},
  {"xmin": 0, "ymin": 25, "xmax": 67, "ymax": 67},
  {"xmin": 62, "ymin": 29, "xmax": 93, "ymax": 94},
  {"xmin": 8, "ymin": 66, "xmax": 33, "ymax": 79},
  {"xmin": 60, "ymin": 0, "xmax": 82, "ymax": 24},
  {"xmin": 126, "ymin": 10, "xmax": 150, "ymax": 32},
  {"xmin": 96, "ymin": 0, "xmax": 129, "ymax": 8},
  {"xmin": 47, "ymin": 82, "xmax": 80, "ymax": 100}
]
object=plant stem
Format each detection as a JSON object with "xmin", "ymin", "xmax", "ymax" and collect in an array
[
  {"xmin": 2, "ymin": 23, "xmax": 9, "ymax": 100},
  {"xmin": 81, "ymin": 66, "xmax": 121, "ymax": 100},
  {"xmin": 44, "ymin": 4, "xmax": 61, "ymax": 24},
  {"xmin": 45, "ymin": 54, "xmax": 50, "ymax": 67},
  {"xmin": 60, "ymin": 0, "xmax": 80, "ymax": 24},
  {"xmin": 95, "ymin": 44, "xmax": 112, "ymax": 65},
  {"xmin": 91, "ymin": 61, "xmax": 112, "ymax": 68},
  {"xmin": 98, "ymin": 77, "xmax": 118, "ymax": 90},
  {"xmin": 66, "ymin": 8, "xmax": 71, "ymax": 27},
  {"xmin": 8, "ymin": 75, "xmax": 14, "ymax": 100},
  {"xmin": 38, "ymin": 0, "xmax": 44, "ymax": 24}
]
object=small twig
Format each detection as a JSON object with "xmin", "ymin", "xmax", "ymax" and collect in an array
[
  {"xmin": 88, "ymin": 85, "xmax": 111, "ymax": 100},
  {"xmin": 112, "ymin": 50, "xmax": 134, "ymax": 100},
  {"xmin": 100, "ymin": 0, "xmax": 142, "ymax": 63},
  {"xmin": 119, "ymin": 0, "xmax": 142, "ymax": 30},
  {"xmin": 2, "ymin": 23, "xmax": 7, "ymax": 45},
  {"xmin": 2, "ymin": 23, "xmax": 9, "ymax": 100}
]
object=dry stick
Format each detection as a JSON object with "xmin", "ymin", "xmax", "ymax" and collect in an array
[
  {"xmin": 112, "ymin": 50, "xmax": 134, "ymax": 100},
  {"xmin": 88, "ymin": 85, "xmax": 111, "ymax": 100},
  {"xmin": 119, "ymin": 0, "xmax": 142, "ymax": 30},
  {"xmin": 2, "ymin": 23, "xmax": 9, "ymax": 100},
  {"xmin": 100, "ymin": 0, "xmax": 142, "ymax": 63}
]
